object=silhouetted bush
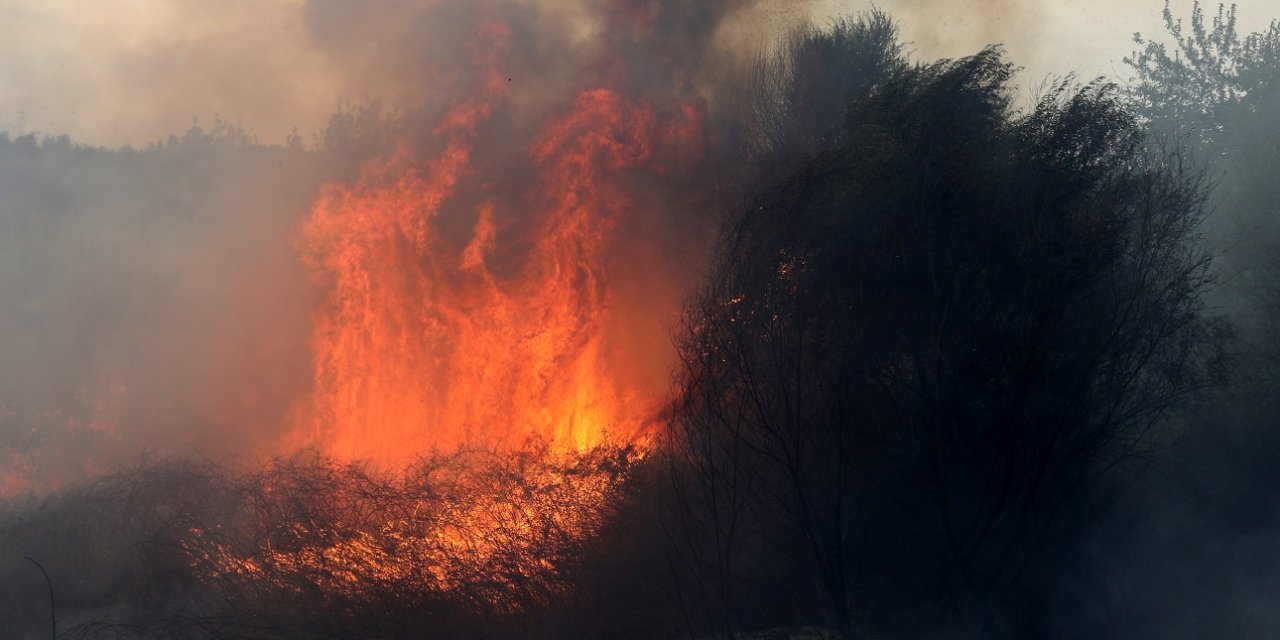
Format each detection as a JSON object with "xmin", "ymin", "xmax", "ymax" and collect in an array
[{"xmin": 667, "ymin": 15, "xmax": 1225, "ymax": 639}]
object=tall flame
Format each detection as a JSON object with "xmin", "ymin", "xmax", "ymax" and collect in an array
[{"xmin": 292, "ymin": 21, "xmax": 701, "ymax": 467}]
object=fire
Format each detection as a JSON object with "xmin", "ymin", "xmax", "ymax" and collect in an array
[
  {"xmin": 185, "ymin": 447, "xmax": 636, "ymax": 613},
  {"xmin": 181, "ymin": 18, "xmax": 702, "ymax": 611},
  {"xmin": 291, "ymin": 21, "xmax": 700, "ymax": 468}
]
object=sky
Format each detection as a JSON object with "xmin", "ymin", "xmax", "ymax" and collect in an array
[{"xmin": 2, "ymin": 0, "xmax": 1279, "ymax": 148}]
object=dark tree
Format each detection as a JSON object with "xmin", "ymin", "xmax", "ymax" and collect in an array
[
  {"xmin": 668, "ymin": 26, "xmax": 1224, "ymax": 639},
  {"xmin": 746, "ymin": 11, "xmax": 907, "ymax": 169}
]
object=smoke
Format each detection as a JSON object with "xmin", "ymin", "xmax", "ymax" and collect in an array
[
  {"xmin": 1050, "ymin": 418, "xmax": 1280, "ymax": 638},
  {"xmin": 0, "ymin": 130, "xmax": 344, "ymax": 492},
  {"xmin": 0, "ymin": 1, "xmax": 340, "ymax": 147},
  {"xmin": 2, "ymin": 1, "xmax": 1280, "ymax": 636},
  {"xmin": 0, "ymin": 0, "xmax": 1209, "ymax": 489},
  {"xmin": 0, "ymin": 0, "xmax": 791, "ymax": 489},
  {"xmin": 7, "ymin": 1, "xmax": 1278, "ymax": 149}
]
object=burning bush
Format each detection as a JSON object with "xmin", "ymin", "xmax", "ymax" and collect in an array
[
  {"xmin": 184, "ymin": 445, "xmax": 639, "ymax": 618},
  {"xmin": 1, "ymin": 447, "xmax": 642, "ymax": 638}
]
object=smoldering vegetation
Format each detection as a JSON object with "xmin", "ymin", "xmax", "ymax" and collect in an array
[{"xmin": 2, "ymin": 2, "xmax": 1280, "ymax": 639}]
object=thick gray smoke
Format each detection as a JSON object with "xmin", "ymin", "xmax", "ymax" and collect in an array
[{"xmin": 0, "ymin": 128, "xmax": 330, "ymax": 492}]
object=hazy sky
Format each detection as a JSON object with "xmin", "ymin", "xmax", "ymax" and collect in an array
[{"xmin": 1, "ymin": 0, "xmax": 1278, "ymax": 147}]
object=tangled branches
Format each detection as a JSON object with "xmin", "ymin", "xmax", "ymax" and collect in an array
[{"xmin": 183, "ymin": 445, "xmax": 638, "ymax": 618}]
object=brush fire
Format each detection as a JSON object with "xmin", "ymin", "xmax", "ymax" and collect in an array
[
  {"xmin": 173, "ymin": 19, "xmax": 702, "ymax": 611},
  {"xmin": 4, "ymin": 2, "xmax": 1264, "ymax": 638}
]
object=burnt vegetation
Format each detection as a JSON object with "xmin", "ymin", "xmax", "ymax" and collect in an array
[{"xmin": 3, "ymin": 4, "xmax": 1280, "ymax": 639}]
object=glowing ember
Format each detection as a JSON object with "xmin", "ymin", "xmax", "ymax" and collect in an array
[{"xmin": 184, "ymin": 447, "xmax": 636, "ymax": 613}]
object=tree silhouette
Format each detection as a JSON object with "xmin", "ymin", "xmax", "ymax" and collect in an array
[{"xmin": 669, "ymin": 29, "xmax": 1225, "ymax": 639}]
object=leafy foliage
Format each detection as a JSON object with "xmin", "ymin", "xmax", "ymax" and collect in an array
[{"xmin": 1126, "ymin": 1, "xmax": 1280, "ymax": 148}]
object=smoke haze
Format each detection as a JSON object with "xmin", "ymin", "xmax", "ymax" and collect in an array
[
  {"xmin": 2, "ymin": 2, "xmax": 1280, "ymax": 638},
  {"xmin": 2, "ymin": 0, "xmax": 1276, "ymax": 500},
  {"xmin": 2, "ymin": 0, "xmax": 1275, "ymax": 486},
  {"xmin": 5, "ymin": 1, "xmax": 1276, "ymax": 147}
]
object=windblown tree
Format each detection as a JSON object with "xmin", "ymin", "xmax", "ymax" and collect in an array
[
  {"xmin": 1128, "ymin": 1, "xmax": 1280, "ymax": 347},
  {"xmin": 668, "ymin": 17, "xmax": 1223, "ymax": 639},
  {"xmin": 745, "ymin": 11, "xmax": 908, "ymax": 169}
]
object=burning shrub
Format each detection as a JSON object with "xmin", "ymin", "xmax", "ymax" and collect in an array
[
  {"xmin": 183, "ymin": 444, "xmax": 639, "ymax": 621},
  {"xmin": 2, "ymin": 448, "xmax": 642, "ymax": 638}
]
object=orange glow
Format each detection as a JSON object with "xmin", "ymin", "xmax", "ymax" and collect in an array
[
  {"xmin": 290, "ymin": 23, "xmax": 701, "ymax": 468},
  {"xmin": 190, "ymin": 19, "xmax": 706, "ymax": 610},
  {"xmin": 185, "ymin": 448, "xmax": 635, "ymax": 612}
]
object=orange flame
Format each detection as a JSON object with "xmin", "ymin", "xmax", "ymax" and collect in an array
[
  {"xmin": 185, "ymin": 17, "xmax": 705, "ymax": 610},
  {"xmin": 291, "ymin": 22, "xmax": 702, "ymax": 468}
]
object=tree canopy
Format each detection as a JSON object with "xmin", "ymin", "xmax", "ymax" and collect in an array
[{"xmin": 669, "ymin": 15, "xmax": 1224, "ymax": 639}]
